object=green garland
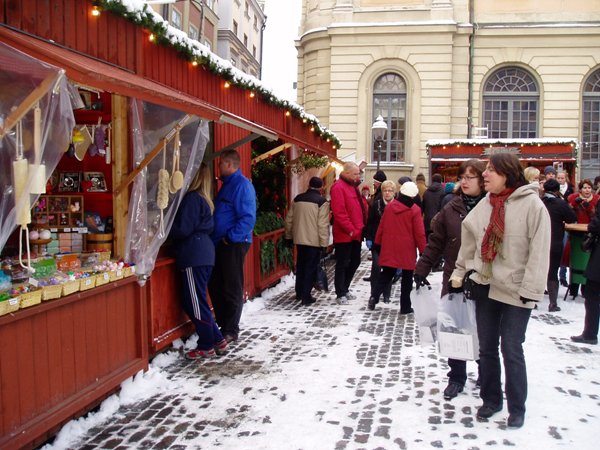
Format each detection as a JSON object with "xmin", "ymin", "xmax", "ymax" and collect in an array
[
  {"xmin": 94, "ymin": 0, "xmax": 341, "ymax": 149},
  {"xmin": 290, "ymin": 153, "xmax": 329, "ymax": 176}
]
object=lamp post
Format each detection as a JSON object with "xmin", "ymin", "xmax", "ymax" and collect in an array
[{"xmin": 371, "ymin": 115, "xmax": 388, "ymax": 171}]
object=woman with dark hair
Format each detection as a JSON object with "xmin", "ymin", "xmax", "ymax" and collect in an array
[
  {"xmin": 571, "ymin": 204, "xmax": 600, "ymax": 345},
  {"xmin": 566, "ymin": 179, "xmax": 600, "ymax": 297},
  {"xmin": 414, "ymin": 159, "xmax": 486, "ymax": 401},
  {"xmin": 450, "ymin": 153, "xmax": 551, "ymax": 429}
]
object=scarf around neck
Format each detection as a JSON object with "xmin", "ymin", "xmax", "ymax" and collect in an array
[{"xmin": 481, "ymin": 187, "xmax": 516, "ymax": 265}]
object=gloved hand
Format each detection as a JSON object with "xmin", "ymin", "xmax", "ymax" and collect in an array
[
  {"xmin": 284, "ymin": 239, "xmax": 294, "ymax": 248},
  {"xmin": 372, "ymin": 244, "xmax": 381, "ymax": 253},
  {"xmin": 520, "ymin": 296, "xmax": 537, "ymax": 304},
  {"xmin": 414, "ymin": 274, "xmax": 431, "ymax": 289},
  {"xmin": 321, "ymin": 247, "xmax": 328, "ymax": 257},
  {"xmin": 366, "ymin": 240, "xmax": 373, "ymax": 250},
  {"xmin": 582, "ymin": 201, "xmax": 590, "ymax": 208},
  {"xmin": 448, "ymin": 278, "xmax": 463, "ymax": 294},
  {"xmin": 575, "ymin": 196, "xmax": 583, "ymax": 204}
]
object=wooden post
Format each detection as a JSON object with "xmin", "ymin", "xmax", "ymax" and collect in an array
[{"xmin": 112, "ymin": 94, "xmax": 129, "ymax": 259}]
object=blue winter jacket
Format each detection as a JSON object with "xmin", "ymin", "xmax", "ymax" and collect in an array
[
  {"xmin": 212, "ymin": 169, "xmax": 256, "ymax": 244},
  {"xmin": 169, "ymin": 192, "xmax": 215, "ymax": 269}
]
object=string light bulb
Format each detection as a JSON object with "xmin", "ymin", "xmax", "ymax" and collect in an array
[
  {"xmin": 285, "ymin": 111, "xmax": 290, "ymax": 117},
  {"xmin": 149, "ymin": 33, "xmax": 155, "ymax": 42},
  {"xmin": 224, "ymin": 81, "xmax": 231, "ymax": 88},
  {"xmin": 249, "ymin": 91, "xmax": 255, "ymax": 98},
  {"xmin": 191, "ymin": 60, "xmax": 198, "ymax": 67},
  {"xmin": 310, "ymin": 126, "xmax": 315, "ymax": 132},
  {"xmin": 91, "ymin": 6, "xmax": 101, "ymax": 17}
]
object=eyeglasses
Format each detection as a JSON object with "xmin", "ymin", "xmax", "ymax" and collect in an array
[{"xmin": 458, "ymin": 175, "xmax": 479, "ymax": 182}]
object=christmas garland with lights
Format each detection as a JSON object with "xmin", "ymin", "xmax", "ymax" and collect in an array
[{"xmin": 94, "ymin": 0, "xmax": 341, "ymax": 149}]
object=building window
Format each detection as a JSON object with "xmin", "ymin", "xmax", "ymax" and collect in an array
[
  {"xmin": 171, "ymin": 8, "xmax": 182, "ymax": 30},
  {"xmin": 189, "ymin": 25, "xmax": 198, "ymax": 41},
  {"xmin": 254, "ymin": 15, "xmax": 258, "ymax": 30},
  {"xmin": 252, "ymin": 45, "xmax": 256, "ymax": 58},
  {"xmin": 243, "ymin": 34, "xmax": 248, "ymax": 47},
  {"xmin": 245, "ymin": 1, "xmax": 250, "ymax": 18},
  {"xmin": 372, "ymin": 73, "xmax": 407, "ymax": 162},
  {"xmin": 233, "ymin": 20, "xmax": 238, "ymax": 36},
  {"xmin": 582, "ymin": 69, "xmax": 600, "ymax": 170},
  {"xmin": 231, "ymin": 50, "xmax": 239, "ymax": 67},
  {"xmin": 482, "ymin": 67, "xmax": 539, "ymax": 139}
]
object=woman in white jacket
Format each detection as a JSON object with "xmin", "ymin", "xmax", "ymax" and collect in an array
[{"xmin": 450, "ymin": 153, "xmax": 550, "ymax": 429}]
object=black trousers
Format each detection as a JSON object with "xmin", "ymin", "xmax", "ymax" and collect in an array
[
  {"xmin": 295, "ymin": 244, "xmax": 321, "ymax": 301},
  {"xmin": 373, "ymin": 266, "xmax": 414, "ymax": 313},
  {"xmin": 208, "ymin": 241, "xmax": 250, "ymax": 338},
  {"xmin": 334, "ymin": 241, "xmax": 362, "ymax": 297},
  {"xmin": 582, "ymin": 280, "xmax": 600, "ymax": 339}
]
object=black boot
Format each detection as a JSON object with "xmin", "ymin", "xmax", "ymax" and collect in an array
[{"xmin": 548, "ymin": 280, "xmax": 561, "ymax": 312}]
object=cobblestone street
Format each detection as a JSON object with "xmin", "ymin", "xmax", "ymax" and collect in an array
[{"xmin": 48, "ymin": 254, "xmax": 598, "ymax": 449}]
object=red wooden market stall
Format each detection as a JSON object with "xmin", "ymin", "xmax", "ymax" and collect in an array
[
  {"xmin": 0, "ymin": 1, "xmax": 340, "ymax": 448},
  {"xmin": 427, "ymin": 138, "xmax": 579, "ymax": 183}
]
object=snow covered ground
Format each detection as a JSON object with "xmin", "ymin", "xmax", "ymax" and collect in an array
[{"xmin": 42, "ymin": 260, "xmax": 598, "ymax": 449}]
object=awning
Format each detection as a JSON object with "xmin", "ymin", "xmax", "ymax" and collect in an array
[{"xmin": 0, "ymin": 26, "xmax": 222, "ymax": 121}]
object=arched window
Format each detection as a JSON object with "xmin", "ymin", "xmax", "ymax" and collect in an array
[
  {"xmin": 372, "ymin": 73, "xmax": 406, "ymax": 162},
  {"xmin": 482, "ymin": 67, "xmax": 539, "ymax": 139},
  {"xmin": 582, "ymin": 69, "xmax": 600, "ymax": 175}
]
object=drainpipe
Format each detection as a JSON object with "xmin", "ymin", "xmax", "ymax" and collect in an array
[
  {"xmin": 467, "ymin": 0, "xmax": 475, "ymax": 138},
  {"xmin": 259, "ymin": 14, "xmax": 267, "ymax": 79}
]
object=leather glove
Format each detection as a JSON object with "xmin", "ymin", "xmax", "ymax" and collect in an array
[
  {"xmin": 575, "ymin": 196, "xmax": 583, "ymax": 204},
  {"xmin": 414, "ymin": 274, "xmax": 431, "ymax": 290},
  {"xmin": 520, "ymin": 296, "xmax": 537, "ymax": 304},
  {"xmin": 582, "ymin": 201, "xmax": 590, "ymax": 208},
  {"xmin": 373, "ymin": 244, "xmax": 381, "ymax": 253},
  {"xmin": 366, "ymin": 240, "xmax": 373, "ymax": 250},
  {"xmin": 284, "ymin": 239, "xmax": 294, "ymax": 248}
]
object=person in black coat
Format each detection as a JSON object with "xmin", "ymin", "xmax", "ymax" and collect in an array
[
  {"xmin": 423, "ymin": 173, "xmax": 445, "ymax": 238},
  {"xmin": 571, "ymin": 202, "xmax": 600, "ymax": 345},
  {"xmin": 542, "ymin": 179, "xmax": 577, "ymax": 312}
]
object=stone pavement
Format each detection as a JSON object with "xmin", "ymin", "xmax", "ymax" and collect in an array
[{"xmin": 51, "ymin": 253, "xmax": 597, "ymax": 450}]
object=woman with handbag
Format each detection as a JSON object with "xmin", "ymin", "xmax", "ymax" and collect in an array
[
  {"xmin": 571, "ymin": 203, "xmax": 600, "ymax": 345},
  {"xmin": 414, "ymin": 159, "xmax": 486, "ymax": 401},
  {"xmin": 450, "ymin": 153, "xmax": 551, "ymax": 429}
]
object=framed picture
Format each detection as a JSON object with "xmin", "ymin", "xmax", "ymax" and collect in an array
[
  {"xmin": 83, "ymin": 171, "xmax": 107, "ymax": 192},
  {"xmin": 58, "ymin": 172, "xmax": 81, "ymax": 192}
]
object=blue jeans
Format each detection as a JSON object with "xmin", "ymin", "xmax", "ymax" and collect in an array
[{"xmin": 475, "ymin": 292, "xmax": 532, "ymax": 416}]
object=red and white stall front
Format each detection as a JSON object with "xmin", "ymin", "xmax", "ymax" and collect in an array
[{"xmin": 427, "ymin": 138, "xmax": 579, "ymax": 182}]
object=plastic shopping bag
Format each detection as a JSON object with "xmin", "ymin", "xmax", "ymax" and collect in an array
[
  {"xmin": 412, "ymin": 286, "xmax": 440, "ymax": 345},
  {"xmin": 437, "ymin": 293, "xmax": 479, "ymax": 361}
]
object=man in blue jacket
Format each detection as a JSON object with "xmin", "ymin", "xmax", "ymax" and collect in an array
[{"xmin": 209, "ymin": 149, "xmax": 256, "ymax": 343}]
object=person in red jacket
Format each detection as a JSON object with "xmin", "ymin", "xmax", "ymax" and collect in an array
[
  {"xmin": 330, "ymin": 162, "xmax": 366, "ymax": 304},
  {"xmin": 369, "ymin": 181, "xmax": 427, "ymax": 313}
]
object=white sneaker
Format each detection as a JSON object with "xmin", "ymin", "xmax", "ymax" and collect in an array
[
  {"xmin": 345, "ymin": 292, "xmax": 356, "ymax": 300},
  {"xmin": 336, "ymin": 296, "xmax": 349, "ymax": 305}
]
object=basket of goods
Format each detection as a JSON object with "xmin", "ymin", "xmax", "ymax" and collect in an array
[
  {"xmin": 78, "ymin": 272, "xmax": 96, "ymax": 291},
  {"xmin": 0, "ymin": 292, "xmax": 20, "ymax": 317},
  {"xmin": 94, "ymin": 271, "xmax": 110, "ymax": 287},
  {"xmin": 61, "ymin": 274, "xmax": 80, "ymax": 296},
  {"xmin": 94, "ymin": 260, "xmax": 124, "ymax": 282},
  {"xmin": 13, "ymin": 284, "xmax": 42, "ymax": 309},
  {"xmin": 38, "ymin": 275, "xmax": 64, "ymax": 301},
  {"xmin": 122, "ymin": 264, "xmax": 136, "ymax": 278}
]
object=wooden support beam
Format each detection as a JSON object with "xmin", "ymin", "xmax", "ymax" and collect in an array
[
  {"xmin": 251, "ymin": 143, "xmax": 292, "ymax": 164},
  {"xmin": 112, "ymin": 94, "xmax": 129, "ymax": 259},
  {"xmin": 212, "ymin": 133, "xmax": 261, "ymax": 159},
  {"xmin": 114, "ymin": 114, "xmax": 196, "ymax": 196}
]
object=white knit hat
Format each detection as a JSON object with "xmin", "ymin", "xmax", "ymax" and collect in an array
[{"xmin": 400, "ymin": 181, "xmax": 419, "ymax": 198}]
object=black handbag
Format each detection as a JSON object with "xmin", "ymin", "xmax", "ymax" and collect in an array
[
  {"xmin": 314, "ymin": 259, "xmax": 329, "ymax": 292},
  {"xmin": 581, "ymin": 232, "xmax": 599, "ymax": 253}
]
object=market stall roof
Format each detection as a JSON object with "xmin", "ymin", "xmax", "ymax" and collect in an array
[
  {"xmin": 426, "ymin": 137, "xmax": 578, "ymax": 147},
  {"xmin": 0, "ymin": 26, "xmax": 224, "ymax": 122}
]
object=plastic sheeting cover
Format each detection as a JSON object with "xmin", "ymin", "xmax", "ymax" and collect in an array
[
  {"xmin": 0, "ymin": 41, "xmax": 75, "ymax": 253},
  {"xmin": 125, "ymin": 99, "xmax": 210, "ymax": 282}
]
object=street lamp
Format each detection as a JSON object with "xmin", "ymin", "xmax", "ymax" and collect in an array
[{"xmin": 371, "ymin": 115, "xmax": 388, "ymax": 170}]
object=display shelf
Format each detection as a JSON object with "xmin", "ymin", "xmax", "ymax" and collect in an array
[{"xmin": 32, "ymin": 194, "xmax": 84, "ymax": 229}]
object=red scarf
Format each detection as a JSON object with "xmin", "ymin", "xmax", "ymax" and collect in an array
[{"xmin": 481, "ymin": 188, "xmax": 516, "ymax": 263}]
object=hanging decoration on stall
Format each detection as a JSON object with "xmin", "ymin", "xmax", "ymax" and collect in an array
[
  {"xmin": 156, "ymin": 140, "xmax": 170, "ymax": 237},
  {"xmin": 168, "ymin": 130, "xmax": 184, "ymax": 194}
]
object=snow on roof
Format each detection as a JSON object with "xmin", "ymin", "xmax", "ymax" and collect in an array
[{"xmin": 427, "ymin": 137, "xmax": 578, "ymax": 147}]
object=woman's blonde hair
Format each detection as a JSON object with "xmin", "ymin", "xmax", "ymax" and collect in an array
[
  {"xmin": 381, "ymin": 180, "xmax": 396, "ymax": 192},
  {"xmin": 524, "ymin": 166, "xmax": 540, "ymax": 183},
  {"xmin": 188, "ymin": 163, "xmax": 214, "ymax": 213}
]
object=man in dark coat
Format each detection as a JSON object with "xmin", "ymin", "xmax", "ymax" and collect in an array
[
  {"xmin": 542, "ymin": 179, "xmax": 577, "ymax": 312},
  {"xmin": 422, "ymin": 173, "xmax": 445, "ymax": 238}
]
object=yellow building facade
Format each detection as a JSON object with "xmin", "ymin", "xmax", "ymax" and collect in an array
[{"xmin": 297, "ymin": 0, "xmax": 600, "ymax": 182}]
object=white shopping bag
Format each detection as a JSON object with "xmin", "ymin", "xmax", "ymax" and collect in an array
[
  {"xmin": 412, "ymin": 286, "xmax": 440, "ymax": 345},
  {"xmin": 437, "ymin": 293, "xmax": 479, "ymax": 361}
]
